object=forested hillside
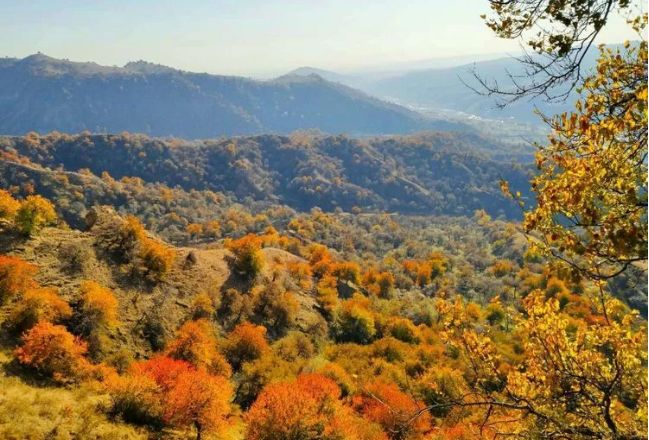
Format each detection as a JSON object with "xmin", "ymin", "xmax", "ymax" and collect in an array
[
  {"xmin": 0, "ymin": 131, "xmax": 532, "ymax": 218},
  {"xmin": 0, "ymin": 1, "xmax": 645, "ymax": 439}
]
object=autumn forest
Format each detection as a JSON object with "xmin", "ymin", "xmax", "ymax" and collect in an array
[{"xmin": 0, "ymin": 1, "xmax": 646, "ymax": 439}]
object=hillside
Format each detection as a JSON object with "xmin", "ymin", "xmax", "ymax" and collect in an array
[
  {"xmin": 0, "ymin": 178, "xmax": 645, "ymax": 439},
  {"xmin": 0, "ymin": 132, "xmax": 532, "ymax": 219},
  {"xmin": 0, "ymin": 54, "xmax": 465, "ymax": 137}
]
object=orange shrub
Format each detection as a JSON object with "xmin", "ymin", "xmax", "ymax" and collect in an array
[
  {"xmin": 225, "ymin": 234, "xmax": 265, "ymax": 279},
  {"xmin": 166, "ymin": 319, "xmax": 231, "ymax": 377},
  {"xmin": 330, "ymin": 261, "xmax": 361, "ymax": 284},
  {"xmin": 9, "ymin": 287, "xmax": 72, "ymax": 332},
  {"xmin": 190, "ymin": 292, "xmax": 216, "ymax": 320},
  {"xmin": 316, "ymin": 275, "xmax": 338, "ymax": 317},
  {"xmin": 311, "ymin": 249, "xmax": 334, "ymax": 277},
  {"xmin": 186, "ymin": 223, "xmax": 203, "ymax": 238},
  {"xmin": 110, "ymin": 355, "xmax": 233, "ymax": 436},
  {"xmin": 286, "ymin": 261, "xmax": 313, "ymax": 290},
  {"xmin": 490, "ymin": 259, "xmax": 515, "ymax": 277},
  {"xmin": 353, "ymin": 381, "xmax": 432, "ymax": 440},
  {"xmin": 105, "ymin": 369, "xmax": 163, "ymax": 427},
  {"xmin": 138, "ymin": 238, "xmax": 175, "ymax": 282},
  {"xmin": 246, "ymin": 373, "xmax": 381, "ymax": 440},
  {"xmin": 0, "ymin": 255, "xmax": 37, "ymax": 300},
  {"xmin": 162, "ymin": 367, "xmax": 233, "ymax": 438},
  {"xmin": 224, "ymin": 322, "xmax": 270, "ymax": 370},
  {"xmin": 363, "ymin": 269, "xmax": 395, "ymax": 298},
  {"xmin": 14, "ymin": 321, "xmax": 89, "ymax": 382}
]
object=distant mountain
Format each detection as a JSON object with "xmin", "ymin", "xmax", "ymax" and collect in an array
[
  {"xmin": 288, "ymin": 48, "xmax": 611, "ymax": 125},
  {"xmin": 0, "ymin": 54, "xmax": 465, "ymax": 138}
]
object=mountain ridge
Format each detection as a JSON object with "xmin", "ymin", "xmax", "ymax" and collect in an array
[{"xmin": 0, "ymin": 53, "xmax": 467, "ymax": 138}]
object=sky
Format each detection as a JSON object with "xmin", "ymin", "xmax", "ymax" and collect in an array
[{"xmin": 0, "ymin": 0, "xmax": 641, "ymax": 77}]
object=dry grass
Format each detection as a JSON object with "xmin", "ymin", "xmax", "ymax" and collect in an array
[{"xmin": 0, "ymin": 375, "xmax": 146, "ymax": 439}]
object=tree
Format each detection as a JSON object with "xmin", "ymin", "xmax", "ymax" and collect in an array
[
  {"xmin": 162, "ymin": 367, "xmax": 232, "ymax": 440},
  {"xmin": 246, "ymin": 373, "xmax": 384, "ymax": 440},
  {"xmin": 226, "ymin": 234, "xmax": 265, "ymax": 280},
  {"xmin": 0, "ymin": 189, "xmax": 20, "ymax": 220},
  {"xmin": 478, "ymin": 0, "xmax": 642, "ymax": 102},
  {"xmin": 79, "ymin": 280, "xmax": 119, "ymax": 330},
  {"xmin": 15, "ymin": 195, "xmax": 57, "ymax": 236},
  {"xmin": 223, "ymin": 321, "xmax": 270, "ymax": 370},
  {"xmin": 353, "ymin": 381, "xmax": 432, "ymax": 440},
  {"xmin": 0, "ymin": 255, "xmax": 37, "ymax": 300},
  {"xmin": 521, "ymin": 36, "xmax": 647, "ymax": 280},
  {"xmin": 8, "ymin": 287, "xmax": 72, "ymax": 333},
  {"xmin": 439, "ymin": 291, "xmax": 647, "ymax": 439},
  {"xmin": 14, "ymin": 321, "xmax": 89, "ymax": 382},
  {"xmin": 165, "ymin": 319, "xmax": 231, "ymax": 377}
]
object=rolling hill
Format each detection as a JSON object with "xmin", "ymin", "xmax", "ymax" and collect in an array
[{"xmin": 0, "ymin": 132, "xmax": 532, "ymax": 219}]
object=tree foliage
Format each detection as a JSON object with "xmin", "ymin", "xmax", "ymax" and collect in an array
[
  {"xmin": 15, "ymin": 321, "xmax": 89, "ymax": 383},
  {"xmin": 15, "ymin": 195, "xmax": 57, "ymax": 236},
  {"xmin": 521, "ymin": 34, "xmax": 647, "ymax": 279}
]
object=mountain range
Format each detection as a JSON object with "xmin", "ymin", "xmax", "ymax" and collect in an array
[
  {"xmin": 288, "ymin": 46, "xmax": 614, "ymax": 125},
  {"xmin": 0, "ymin": 54, "xmax": 465, "ymax": 138}
]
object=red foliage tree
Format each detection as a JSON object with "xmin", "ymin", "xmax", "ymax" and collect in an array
[
  {"xmin": 14, "ymin": 321, "xmax": 89, "ymax": 382},
  {"xmin": 352, "ymin": 381, "xmax": 432, "ymax": 440}
]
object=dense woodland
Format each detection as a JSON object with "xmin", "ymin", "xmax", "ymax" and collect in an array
[
  {"xmin": 0, "ymin": 131, "xmax": 532, "ymax": 218},
  {"xmin": 0, "ymin": 1, "xmax": 646, "ymax": 440}
]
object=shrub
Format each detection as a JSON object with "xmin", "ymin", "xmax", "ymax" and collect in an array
[
  {"xmin": 137, "ymin": 239, "xmax": 175, "ymax": 282},
  {"xmin": 352, "ymin": 381, "xmax": 432, "ymax": 440},
  {"xmin": 286, "ymin": 261, "xmax": 313, "ymax": 290},
  {"xmin": 162, "ymin": 367, "xmax": 232, "ymax": 439},
  {"xmin": 79, "ymin": 280, "xmax": 119, "ymax": 330},
  {"xmin": 15, "ymin": 321, "xmax": 89, "ymax": 382},
  {"xmin": 331, "ymin": 261, "xmax": 361, "ymax": 284},
  {"xmin": 387, "ymin": 318, "xmax": 420, "ymax": 344},
  {"xmin": 246, "ymin": 374, "xmax": 384, "ymax": 440},
  {"xmin": 105, "ymin": 371, "xmax": 163, "ymax": 428},
  {"xmin": 334, "ymin": 298, "xmax": 376, "ymax": 344},
  {"xmin": 58, "ymin": 241, "xmax": 94, "ymax": 274},
  {"xmin": 190, "ymin": 292, "xmax": 216, "ymax": 320},
  {"xmin": 109, "ymin": 355, "xmax": 233, "ymax": 438},
  {"xmin": 15, "ymin": 195, "xmax": 57, "ymax": 236},
  {"xmin": 273, "ymin": 331, "xmax": 315, "ymax": 362},
  {"xmin": 224, "ymin": 322, "xmax": 270, "ymax": 370},
  {"xmin": 0, "ymin": 189, "xmax": 20, "ymax": 220},
  {"xmin": 8, "ymin": 287, "xmax": 72, "ymax": 333},
  {"xmin": 226, "ymin": 234, "xmax": 265, "ymax": 280},
  {"xmin": 252, "ymin": 283, "xmax": 298, "ymax": 336},
  {"xmin": 165, "ymin": 319, "xmax": 231, "ymax": 377},
  {"xmin": 0, "ymin": 255, "xmax": 37, "ymax": 300}
]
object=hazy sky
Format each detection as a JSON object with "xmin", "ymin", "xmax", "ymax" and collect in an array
[{"xmin": 0, "ymin": 0, "xmax": 640, "ymax": 76}]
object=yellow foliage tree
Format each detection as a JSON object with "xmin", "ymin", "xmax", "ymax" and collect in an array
[{"xmin": 15, "ymin": 195, "xmax": 57, "ymax": 236}]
